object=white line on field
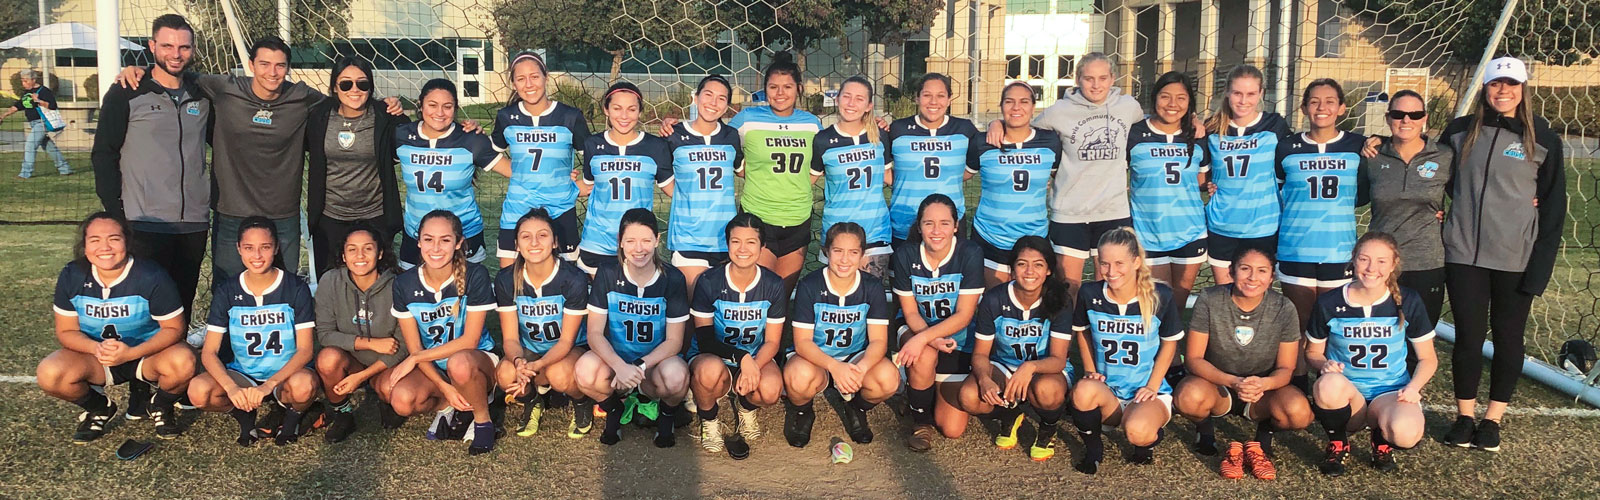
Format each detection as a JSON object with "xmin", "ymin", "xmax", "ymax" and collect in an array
[{"xmin": 0, "ymin": 375, "xmax": 36, "ymax": 383}]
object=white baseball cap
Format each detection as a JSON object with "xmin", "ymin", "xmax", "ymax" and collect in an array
[{"xmin": 1483, "ymin": 57, "xmax": 1528, "ymax": 84}]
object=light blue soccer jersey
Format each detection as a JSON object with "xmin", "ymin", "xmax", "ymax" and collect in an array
[
  {"xmin": 973, "ymin": 283, "xmax": 1075, "ymax": 373},
  {"xmin": 813, "ymin": 125, "xmax": 891, "ymax": 245},
  {"xmin": 666, "ymin": 122, "xmax": 743, "ymax": 253},
  {"xmin": 890, "ymin": 239, "xmax": 986, "ymax": 352},
  {"xmin": 885, "ymin": 116, "xmax": 981, "ymax": 241},
  {"xmin": 391, "ymin": 264, "xmax": 497, "ymax": 370},
  {"xmin": 207, "ymin": 271, "xmax": 315, "ymax": 381},
  {"xmin": 792, "ymin": 269, "xmax": 891, "ymax": 359},
  {"xmin": 972, "ymin": 128, "xmax": 1061, "ymax": 252},
  {"xmin": 495, "ymin": 261, "xmax": 590, "ymax": 354},
  {"xmin": 53, "ymin": 259, "xmax": 183, "ymax": 347},
  {"xmin": 491, "ymin": 101, "xmax": 590, "ymax": 229},
  {"xmin": 588, "ymin": 263, "xmax": 690, "ymax": 364},
  {"xmin": 1127, "ymin": 121, "xmax": 1210, "ymax": 252},
  {"xmin": 395, "ymin": 123, "xmax": 499, "ymax": 238},
  {"xmin": 1206, "ymin": 113, "xmax": 1291, "ymax": 238},
  {"xmin": 579, "ymin": 132, "xmax": 675, "ymax": 256},
  {"xmin": 1275, "ymin": 132, "xmax": 1368, "ymax": 264},
  {"xmin": 1073, "ymin": 281, "xmax": 1184, "ymax": 400},
  {"xmin": 1307, "ymin": 285, "xmax": 1435, "ymax": 400}
]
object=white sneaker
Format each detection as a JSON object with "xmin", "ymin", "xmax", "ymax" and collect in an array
[
  {"xmin": 736, "ymin": 404, "xmax": 762, "ymax": 440},
  {"xmin": 699, "ymin": 419, "xmax": 724, "ymax": 453}
]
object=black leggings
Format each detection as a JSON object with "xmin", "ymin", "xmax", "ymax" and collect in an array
[
  {"xmin": 130, "ymin": 229, "xmax": 208, "ymax": 326},
  {"xmin": 1445, "ymin": 264, "xmax": 1534, "ymax": 403},
  {"xmin": 1398, "ymin": 266, "xmax": 1447, "ymax": 326}
]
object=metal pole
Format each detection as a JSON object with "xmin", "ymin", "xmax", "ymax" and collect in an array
[
  {"xmin": 1456, "ymin": 0, "xmax": 1520, "ymax": 118},
  {"xmin": 38, "ymin": 0, "xmax": 49, "ymax": 88},
  {"xmin": 1274, "ymin": 0, "xmax": 1291, "ymax": 118},
  {"xmin": 1436, "ymin": 323, "xmax": 1600, "ymax": 409},
  {"xmin": 94, "ymin": 0, "xmax": 119, "ymax": 99},
  {"xmin": 217, "ymin": 0, "xmax": 254, "ymax": 74},
  {"xmin": 278, "ymin": 0, "xmax": 291, "ymax": 42},
  {"xmin": 969, "ymin": 0, "xmax": 980, "ymax": 116}
]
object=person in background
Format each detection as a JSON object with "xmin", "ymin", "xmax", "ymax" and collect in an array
[{"xmin": 2, "ymin": 68, "xmax": 72, "ymax": 178}]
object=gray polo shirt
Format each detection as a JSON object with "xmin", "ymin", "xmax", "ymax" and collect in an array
[{"xmin": 197, "ymin": 75, "xmax": 323, "ymax": 219}]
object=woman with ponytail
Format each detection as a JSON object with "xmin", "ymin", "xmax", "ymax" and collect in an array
[
  {"xmin": 971, "ymin": 82, "xmax": 1062, "ymax": 287},
  {"xmin": 394, "ymin": 79, "xmax": 498, "ymax": 268},
  {"xmin": 493, "ymin": 208, "xmax": 594, "ymax": 438},
  {"xmin": 575, "ymin": 81, "xmax": 675, "ymax": 276},
  {"xmin": 486, "ymin": 51, "xmax": 591, "ymax": 267},
  {"xmin": 812, "ymin": 76, "xmax": 892, "ymax": 276}
]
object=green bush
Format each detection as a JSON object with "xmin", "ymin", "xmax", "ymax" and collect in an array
[
  {"xmin": 1530, "ymin": 85, "xmax": 1600, "ymax": 138},
  {"xmin": 552, "ymin": 80, "xmax": 599, "ymax": 129}
]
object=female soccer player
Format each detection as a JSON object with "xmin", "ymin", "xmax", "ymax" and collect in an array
[
  {"xmin": 1439, "ymin": 57, "xmax": 1566, "ymax": 451},
  {"xmin": 487, "ymin": 51, "xmax": 591, "ymax": 267},
  {"xmin": 305, "ymin": 56, "xmax": 409, "ymax": 276},
  {"xmin": 189, "ymin": 217, "xmax": 318, "ymax": 447},
  {"xmin": 813, "ymin": 76, "xmax": 892, "ymax": 276},
  {"xmin": 971, "ymin": 82, "xmax": 1061, "ymax": 286},
  {"xmin": 892, "ymin": 194, "xmax": 985, "ymax": 451},
  {"xmin": 1069, "ymin": 227, "xmax": 1183, "ymax": 474},
  {"xmin": 1276, "ymin": 78, "xmax": 1368, "ymax": 334},
  {"xmin": 958, "ymin": 236, "xmax": 1074, "ymax": 461},
  {"xmin": 575, "ymin": 208, "xmax": 692, "ymax": 448},
  {"xmin": 1308, "ymin": 232, "xmax": 1437, "ymax": 475},
  {"xmin": 1127, "ymin": 71, "xmax": 1209, "ymax": 310},
  {"xmin": 384, "ymin": 210, "xmax": 500, "ymax": 455},
  {"xmin": 1362, "ymin": 89, "xmax": 1453, "ymax": 325},
  {"xmin": 730, "ymin": 60, "xmax": 823, "ymax": 290},
  {"xmin": 395, "ymin": 79, "xmax": 499, "ymax": 269},
  {"xmin": 39, "ymin": 213, "xmax": 193, "ymax": 443},
  {"xmin": 687, "ymin": 214, "xmax": 788, "ymax": 458},
  {"xmin": 667, "ymin": 75, "xmax": 743, "ymax": 290},
  {"xmin": 884, "ymin": 73, "xmax": 981, "ymax": 247},
  {"xmin": 783, "ymin": 222, "xmax": 897, "ymax": 448},
  {"xmin": 1204, "ymin": 65, "xmax": 1292, "ymax": 283},
  {"xmin": 1173, "ymin": 245, "xmax": 1311, "ymax": 480},
  {"xmin": 494, "ymin": 209, "xmax": 593, "ymax": 438},
  {"xmin": 576, "ymin": 82, "xmax": 675, "ymax": 276},
  {"xmin": 313, "ymin": 225, "xmax": 407, "ymax": 443}
]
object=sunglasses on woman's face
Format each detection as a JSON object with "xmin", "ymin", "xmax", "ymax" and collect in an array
[
  {"xmin": 338, "ymin": 79, "xmax": 373, "ymax": 92},
  {"xmin": 1387, "ymin": 110, "xmax": 1426, "ymax": 121}
]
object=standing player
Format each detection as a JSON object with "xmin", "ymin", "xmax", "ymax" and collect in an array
[
  {"xmin": 813, "ymin": 76, "xmax": 892, "ymax": 276},
  {"xmin": 188, "ymin": 217, "xmax": 319, "ymax": 447},
  {"xmin": 892, "ymin": 194, "xmax": 986, "ymax": 451},
  {"xmin": 577, "ymin": 82, "xmax": 675, "ymax": 275},
  {"xmin": 1172, "ymin": 245, "xmax": 1311, "ymax": 480},
  {"xmin": 971, "ymin": 82, "xmax": 1062, "ymax": 286},
  {"xmin": 884, "ymin": 73, "xmax": 982, "ymax": 247},
  {"xmin": 1127, "ymin": 72, "xmax": 1210, "ymax": 310},
  {"xmin": 395, "ymin": 79, "xmax": 499, "ymax": 269},
  {"xmin": 313, "ymin": 226, "xmax": 407, "ymax": 443},
  {"xmin": 667, "ymin": 75, "xmax": 743, "ymax": 290},
  {"xmin": 728, "ymin": 60, "xmax": 823, "ymax": 290},
  {"xmin": 38, "ymin": 213, "xmax": 194, "ymax": 442},
  {"xmin": 494, "ymin": 209, "xmax": 593, "ymax": 438},
  {"xmin": 958, "ymin": 236, "xmax": 1074, "ymax": 461},
  {"xmin": 1361, "ymin": 90, "xmax": 1453, "ymax": 325},
  {"xmin": 487, "ymin": 51, "xmax": 591, "ymax": 267},
  {"xmin": 1204, "ymin": 65, "xmax": 1292, "ymax": 284},
  {"xmin": 1307, "ymin": 232, "xmax": 1437, "ymax": 475},
  {"xmin": 1069, "ymin": 227, "xmax": 1184, "ymax": 474},
  {"xmin": 687, "ymin": 214, "xmax": 789, "ymax": 458},
  {"xmin": 783, "ymin": 223, "xmax": 898, "ymax": 447},
  {"xmin": 574, "ymin": 209, "xmax": 692, "ymax": 448},
  {"xmin": 384, "ymin": 211, "xmax": 501, "ymax": 455}
]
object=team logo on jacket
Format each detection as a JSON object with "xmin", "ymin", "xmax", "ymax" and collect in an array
[
  {"xmin": 338, "ymin": 131, "xmax": 356, "ymax": 150},
  {"xmin": 252, "ymin": 110, "xmax": 273, "ymax": 125},
  {"xmin": 1417, "ymin": 161, "xmax": 1439, "ymax": 179},
  {"xmin": 185, "ymin": 102, "xmax": 201, "ymax": 115},
  {"xmin": 1503, "ymin": 142, "xmax": 1526, "ymax": 161},
  {"xmin": 1234, "ymin": 325, "xmax": 1255, "ymax": 346}
]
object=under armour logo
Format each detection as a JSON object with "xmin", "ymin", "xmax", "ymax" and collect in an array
[
  {"xmin": 829, "ymin": 137, "xmax": 838, "ymax": 144},
  {"xmin": 414, "ymin": 290, "xmax": 424, "ymax": 297},
  {"xmin": 1498, "ymin": 62, "xmax": 1512, "ymax": 69},
  {"xmin": 778, "ymin": 124, "xmax": 790, "ymax": 130},
  {"xmin": 234, "ymin": 295, "xmax": 244, "ymax": 300},
  {"xmin": 149, "ymin": 105, "xmax": 162, "ymax": 111},
  {"xmin": 912, "ymin": 264, "xmax": 922, "ymax": 270},
  {"xmin": 680, "ymin": 135, "xmax": 690, "ymax": 141},
  {"xmin": 1092, "ymin": 298, "xmax": 1103, "ymax": 305},
  {"xmin": 616, "ymin": 281, "xmax": 625, "ymax": 286},
  {"xmin": 83, "ymin": 282, "xmax": 92, "ymax": 288},
  {"xmin": 1336, "ymin": 306, "xmax": 1348, "ymax": 312},
  {"xmin": 408, "ymin": 134, "xmax": 418, "ymax": 140}
]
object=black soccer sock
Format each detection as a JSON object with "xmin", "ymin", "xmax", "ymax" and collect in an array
[
  {"xmin": 1195, "ymin": 416, "xmax": 1216, "ymax": 440},
  {"xmin": 698, "ymin": 399, "xmax": 720, "ymax": 422},
  {"xmin": 1314, "ymin": 404, "xmax": 1352, "ymax": 443},
  {"xmin": 598, "ymin": 396, "xmax": 624, "ymax": 444},
  {"xmin": 737, "ymin": 394, "xmax": 760, "ymax": 411},
  {"xmin": 1291, "ymin": 374, "xmax": 1311, "ymax": 394},
  {"xmin": 658, "ymin": 403, "xmax": 683, "ymax": 435},
  {"xmin": 230, "ymin": 408, "xmax": 257, "ymax": 436},
  {"xmin": 129, "ymin": 381, "xmax": 152, "ymax": 403},
  {"xmin": 848, "ymin": 396, "xmax": 878, "ymax": 413},
  {"xmin": 907, "ymin": 386, "xmax": 937, "ymax": 425},
  {"xmin": 152, "ymin": 388, "xmax": 182, "ymax": 407},
  {"xmin": 1371, "ymin": 426, "xmax": 1389, "ymax": 448},
  {"xmin": 988, "ymin": 403, "xmax": 1022, "ymax": 423},
  {"xmin": 71, "ymin": 390, "xmax": 111, "ymax": 413},
  {"xmin": 1254, "ymin": 419, "xmax": 1276, "ymax": 452},
  {"xmin": 1035, "ymin": 406, "xmax": 1063, "ymax": 447},
  {"xmin": 472, "ymin": 421, "xmax": 496, "ymax": 450},
  {"xmin": 1072, "ymin": 406, "xmax": 1104, "ymax": 463},
  {"xmin": 283, "ymin": 407, "xmax": 305, "ymax": 434}
]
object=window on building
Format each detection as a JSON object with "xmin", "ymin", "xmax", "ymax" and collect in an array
[
  {"xmin": 1012, "ymin": 0, "xmax": 1051, "ymax": 14},
  {"xmin": 1006, "ymin": 55, "xmax": 1022, "ymax": 79},
  {"xmin": 1028, "ymin": 55, "xmax": 1045, "ymax": 79},
  {"xmin": 1058, "ymin": 55, "xmax": 1075, "ymax": 79},
  {"xmin": 1316, "ymin": 0, "xmax": 1345, "ymax": 58},
  {"xmin": 1057, "ymin": 0, "xmax": 1094, "ymax": 13},
  {"xmin": 903, "ymin": 40, "xmax": 929, "ymax": 83},
  {"xmin": 1057, "ymin": 85, "xmax": 1073, "ymax": 99}
]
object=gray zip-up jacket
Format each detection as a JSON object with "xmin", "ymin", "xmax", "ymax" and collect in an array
[
  {"xmin": 92, "ymin": 70, "xmax": 211, "ymax": 233},
  {"xmin": 1440, "ymin": 113, "xmax": 1566, "ymax": 295},
  {"xmin": 315, "ymin": 268, "xmax": 406, "ymax": 367},
  {"xmin": 1363, "ymin": 137, "xmax": 1454, "ymax": 270},
  {"xmin": 1033, "ymin": 87, "xmax": 1145, "ymax": 223}
]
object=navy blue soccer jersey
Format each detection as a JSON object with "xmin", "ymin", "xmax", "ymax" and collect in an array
[
  {"xmin": 495, "ymin": 261, "xmax": 590, "ymax": 355},
  {"xmin": 53, "ymin": 259, "xmax": 183, "ymax": 347},
  {"xmin": 973, "ymin": 282, "xmax": 1075, "ymax": 373},
  {"xmin": 690, "ymin": 264, "xmax": 789, "ymax": 359},
  {"xmin": 490, "ymin": 101, "xmax": 591, "ymax": 228},
  {"xmin": 395, "ymin": 123, "xmax": 500, "ymax": 239},
  {"xmin": 588, "ymin": 263, "xmax": 690, "ymax": 364},
  {"xmin": 1073, "ymin": 281, "xmax": 1184, "ymax": 400},
  {"xmin": 792, "ymin": 269, "xmax": 892, "ymax": 359},
  {"xmin": 666, "ymin": 122, "xmax": 743, "ymax": 254},
  {"xmin": 812, "ymin": 125, "xmax": 891, "ymax": 245},
  {"xmin": 971, "ymin": 128, "xmax": 1061, "ymax": 252},
  {"xmin": 890, "ymin": 239, "xmax": 986, "ymax": 351},
  {"xmin": 1206, "ymin": 113, "xmax": 1291, "ymax": 239},
  {"xmin": 1275, "ymin": 131, "xmax": 1369, "ymax": 264},
  {"xmin": 391, "ymin": 264, "xmax": 497, "ymax": 370},
  {"xmin": 1306, "ymin": 285, "xmax": 1435, "ymax": 400},
  {"xmin": 206, "ymin": 271, "xmax": 316, "ymax": 381},
  {"xmin": 580, "ymin": 132, "xmax": 675, "ymax": 256},
  {"xmin": 1127, "ymin": 120, "xmax": 1211, "ymax": 253},
  {"xmin": 885, "ymin": 116, "xmax": 982, "ymax": 241}
]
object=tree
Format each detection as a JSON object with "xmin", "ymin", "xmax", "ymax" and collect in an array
[
  {"xmin": 493, "ymin": 0, "xmax": 714, "ymax": 84},
  {"xmin": 185, "ymin": 0, "xmax": 354, "ymax": 73},
  {"xmin": 720, "ymin": 0, "xmax": 942, "ymax": 72}
]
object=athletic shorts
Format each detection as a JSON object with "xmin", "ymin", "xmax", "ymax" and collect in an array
[
  {"xmin": 1216, "ymin": 385, "xmax": 1256, "ymax": 419},
  {"xmin": 1207, "ymin": 233, "xmax": 1277, "ymax": 269},
  {"xmin": 497, "ymin": 209, "xmax": 580, "ymax": 259},
  {"xmin": 1276, "ymin": 261, "xmax": 1353, "ymax": 288},
  {"xmin": 399, "ymin": 232, "xmax": 487, "ymax": 269},
  {"xmin": 969, "ymin": 230, "xmax": 1015, "ymax": 273},
  {"xmin": 433, "ymin": 350, "xmax": 501, "ymax": 378},
  {"xmin": 1117, "ymin": 393, "xmax": 1174, "ymax": 414},
  {"xmin": 989, "ymin": 361, "xmax": 1074, "ymax": 402},
  {"xmin": 574, "ymin": 250, "xmax": 613, "ymax": 275},
  {"xmin": 758, "ymin": 214, "xmax": 813, "ymax": 259},
  {"xmin": 784, "ymin": 349, "xmax": 866, "ymax": 366},
  {"xmin": 671, "ymin": 250, "xmax": 729, "ymax": 269},
  {"xmin": 895, "ymin": 325, "xmax": 977, "ymax": 383},
  {"xmin": 226, "ymin": 368, "xmax": 323, "ymax": 402},
  {"xmin": 1146, "ymin": 237, "xmax": 1208, "ymax": 266},
  {"xmin": 104, "ymin": 358, "xmax": 152, "ymax": 386},
  {"xmin": 1049, "ymin": 218, "xmax": 1133, "ymax": 259}
]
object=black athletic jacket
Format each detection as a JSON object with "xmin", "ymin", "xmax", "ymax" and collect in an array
[
  {"xmin": 304, "ymin": 99, "xmax": 409, "ymax": 239},
  {"xmin": 1440, "ymin": 111, "xmax": 1566, "ymax": 296}
]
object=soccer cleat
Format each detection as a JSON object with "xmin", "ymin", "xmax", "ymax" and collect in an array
[
  {"xmin": 1472, "ymin": 419, "xmax": 1501, "ymax": 452},
  {"xmin": 654, "ymin": 427, "xmax": 677, "ymax": 448},
  {"xmin": 995, "ymin": 413, "xmax": 1025, "ymax": 450},
  {"xmin": 700, "ymin": 420, "xmax": 724, "ymax": 453},
  {"xmin": 1074, "ymin": 458, "xmax": 1100, "ymax": 475},
  {"xmin": 1130, "ymin": 446, "xmax": 1155, "ymax": 465},
  {"xmin": 840, "ymin": 405, "xmax": 874, "ymax": 444},
  {"xmin": 784, "ymin": 403, "xmax": 814, "ymax": 448},
  {"xmin": 151, "ymin": 402, "xmax": 182, "ymax": 439},
  {"xmin": 569, "ymin": 401, "xmax": 596, "ymax": 439},
  {"xmin": 324, "ymin": 409, "xmax": 357, "ymax": 444},
  {"xmin": 1219, "ymin": 442, "xmax": 1245, "ymax": 479},
  {"xmin": 379, "ymin": 401, "xmax": 407, "ymax": 430},
  {"xmin": 1372, "ymin": 443, "xmax": 1398, "ymax": 472},
  {"xmin": 1193, "ymin": 433, "xmax": 1219, "ymax": 456},
  {"xmin": 517, "ymin": 401, "xmax": 543, "ymax": 437},
  {"xmin": 906, "ymin": 424, "xmax": 937, "ymax": 453},
  {"xmin": 72, "ymin": 402, "xmax": 118, "ymax": 444},
  {"xmin": 1319, "ymin": 440, "xmax": 1350, "ymax": 476},
  {"xmin": 1029, "ymin": 440, "xmax": 1057, "ymax": 461},
  {"xmin": 735, "ymin": 403, "xmax": 762, "ymax": 440},
  {"xmin": 1244, "ymin": 441, "xmax": 1276, "ymax": 480},
  {"xmin": 255, "ymin": 403, "xmax": 285, "ymax": 438},
  {"xmin": 426, "ymin": 408, "xmax": 456, "ymax": 440},
  {"xmin": 124, "ymin": 385, "xmax": 151, "ymax": 421},
  {"xmin": 1442, "ymin": 415, "xmax": 1476, "ymax": 447}
]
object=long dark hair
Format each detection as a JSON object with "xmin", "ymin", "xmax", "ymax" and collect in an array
[
  {"xmin": 237, "ymin": 215, "xmax": 282, "ymax": 271},
  {"xmin": 1462, "ymin": 76, "xmax": 1538, "ymax": 159},
  {"xmin": 1010, "ymin": 235, "xmax": 1065, "ymax": 317},
  {"xmin": 724, "ymin": 212, "xmax": 765, "ymax": 245},
  {"xmin": 510, "ymin": 208, "xmax": 560, "ymax": 298},
  {"xmin": 72, "ymin": 211, "xmax": 133, "ymax": 269},
  {"xmin": 326, "ymin": 56, "xmax": 375, "ymax": 102},
  {"xmin": 1150, "ymin": 71, "xmax": 1199, "ymax": 161},
  {"xmin": 823, "ymin": 221, "xmax": 867, "ymax": 260},
  {"xmin": 907, "ymin": 193, "xmax": 960, "ymax": 244},
  {"xmin": 336, "ymin": 223, "xmax": 397, "ymax": 275}
]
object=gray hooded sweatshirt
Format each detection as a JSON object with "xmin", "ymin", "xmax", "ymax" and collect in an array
[
  {"xmin": 315, "ymin": 268, "xmax": 406, "ymax": 367},
  {"xmin": 1033, "ymin": 87, "xmax": 1146, "ymax": 224}
]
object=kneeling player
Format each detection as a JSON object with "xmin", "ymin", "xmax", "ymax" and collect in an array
[
  {"xmin": 957, "ymin": 236, "xmax": 1073, "ymax": 461},
  {"xmin": 1307, "ymin": 232, "xmax": 1436, "ymax": 476},
  {"xmin": 38, "ymin": 213, "xmax": 193, "ymax": 442},
  {"xmin": 188, "ymin": 217, "xmax": 319, "ymax": 446},
  {"xmin": 783, "ymin": 222, "xmax": 897, "ymax": 447},
  {"xmin": 313, "ymin": 225, "xmax": 408, "ymax": 443},
  {"xmin": 1173, "ymin": 245, "xmax": 1312, "ymax": 479},
  {"xmin": 495, "ymin": 209, "xmax": 593, "ymax": 438}
]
